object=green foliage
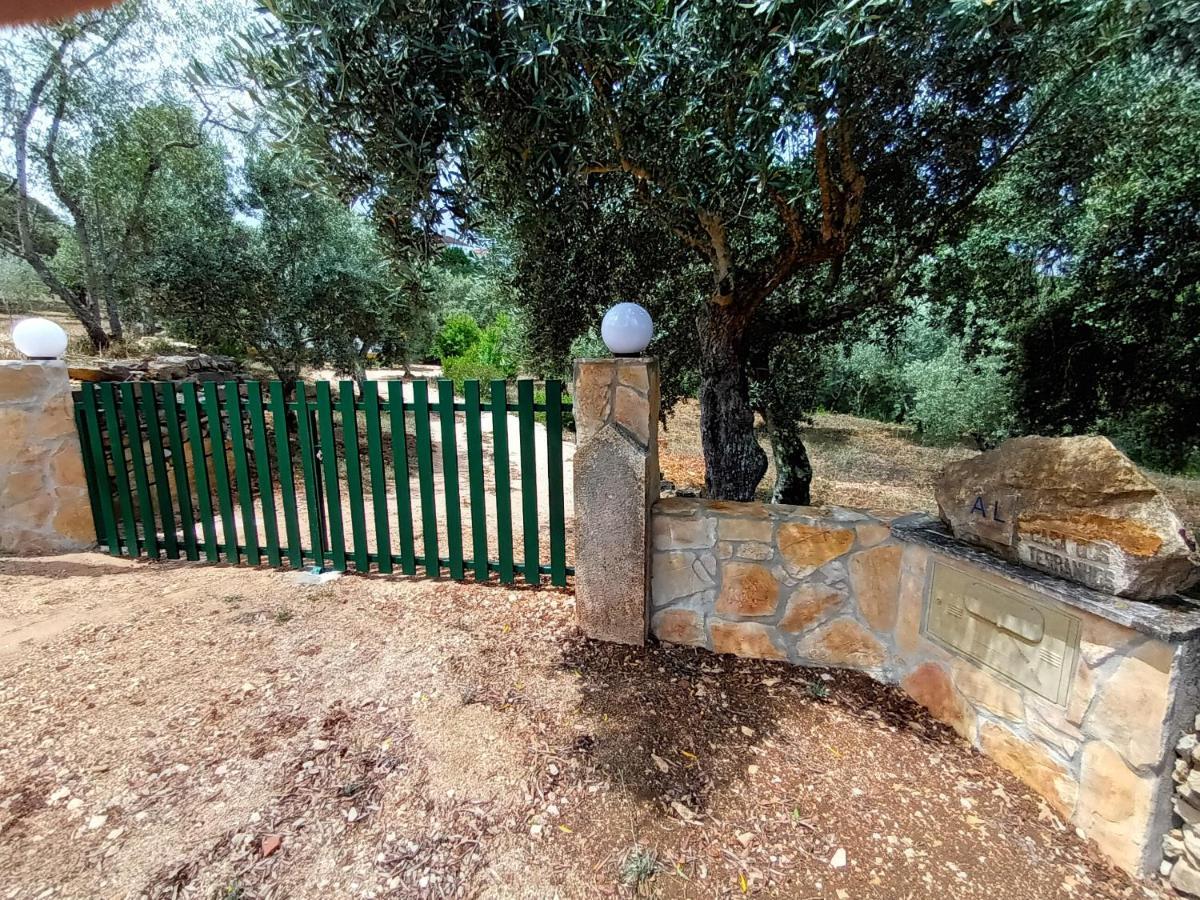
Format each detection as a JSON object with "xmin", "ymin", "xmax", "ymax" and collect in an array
[
  {"xmin": 433, "ymin": 313, "xmax": 483, "ymax": 362},
  {"xmin": 238, "ymin": 0, "xmax": 1176, "ymax": 496},
  {"xmin": 439, "ymin": 312, "xmax": 522, "ymax": 384},
  {"xmin": 904, "ymin": 343, "xmax": 1015, "ymax": 449},
  {"xmin": 149, "ymin": 147, "xmax": 424, "ymax": 385}
]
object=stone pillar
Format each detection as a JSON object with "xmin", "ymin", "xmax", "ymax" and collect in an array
[
  {"xmin": 572, "ymin": 356, "xmax": 660, "ymax": 645},
  {"xmin": 0, "ymin": 361, "xmax": 95, "ymax": 554}
]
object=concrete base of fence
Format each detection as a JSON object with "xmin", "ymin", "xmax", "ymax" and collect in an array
[
  {"xmin": 0, "ymin": 361, "xmax": 94, "ymax": 554},
  {"xmin": 572, "ymin": 357, "xmax": 660, "ymax": 645}
]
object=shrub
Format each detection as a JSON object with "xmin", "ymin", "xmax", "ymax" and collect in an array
[
  {"xmin": 904, "ymin": 341, "xmax": 1015, "ymax": 448},
  {"xmin": 433, "ymin": 313, "xmax": 483, "ymax": 361},
  {"xmin": 442, "ymin": 352, "xmax": 508, "ymax": 385}
]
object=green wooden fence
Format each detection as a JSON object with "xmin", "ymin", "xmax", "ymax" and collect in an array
[{"xmin": 73, "ymin": 378, "xmax": 573, "ymax": 586}]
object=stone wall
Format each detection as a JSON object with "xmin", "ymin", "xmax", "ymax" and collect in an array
[
  {"xmin": 0, "ymin": 361, "xmax": 95, "ymax": 554},
  {"xmin": 650, "ymin": 497, "xmax": 1200, "ymax": 878},
  {"xmin": 1163, "ymin": 719, "xmax": 1200, "ymax": 894}
]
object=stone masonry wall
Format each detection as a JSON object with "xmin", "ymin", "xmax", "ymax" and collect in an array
[
  {"xmin": 650, "ymin": 497, "xmax": 1200, "ymax": 878},
  {"xmin": 0, "ymin": 361, "xmax": 95, "ymax": 554}
]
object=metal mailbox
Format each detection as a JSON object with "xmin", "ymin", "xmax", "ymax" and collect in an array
[{"xmin": 923, "ymin": 560, "xmax": 1080, "ymax": 705}]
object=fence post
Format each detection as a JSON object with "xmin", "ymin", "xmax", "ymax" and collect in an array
[
  {"xmin": 572, "ymin": 356, "xmax": 660, "ymax": 645},
  {"xmin": 0, "ymin": 361, "xmax": 94, "ymax": 554}
]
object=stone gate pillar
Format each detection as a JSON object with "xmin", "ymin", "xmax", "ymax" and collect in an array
[
  {"xmin": 572, "ymin": 357, "xmax": 660, "ymax": 645},
  {"xmin": 0, "ymin": 361, "xmax": 94, "ymax": 553}
]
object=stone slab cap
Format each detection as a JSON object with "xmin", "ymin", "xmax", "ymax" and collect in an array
[
  {"xmin": 893, "ymin": 515, "xmax": 1200, "ymax": 642},
  {"xmin": 935, "ymin": 435, "xmax": 1199, "ymax": 599}
]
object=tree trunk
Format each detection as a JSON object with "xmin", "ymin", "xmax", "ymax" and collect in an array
[
  {"xmin": 764, "ymin": 409, "xmax": 813, "ymax": 506},
  {"xmin": 697, "ymin": 301, "xmax": 768, "ymax": 501},
  {"xmin": 79, "ymin": 310, "xmax": 111, "ymax": 352}
]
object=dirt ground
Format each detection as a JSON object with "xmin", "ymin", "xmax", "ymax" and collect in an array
[
  {"xmin": 0, "ymin": 553, "xmax": 1164, "ymax": 900},
  {"xmin": 659, "ymin": 400, "xmax": 1200, "ymax": 528}
]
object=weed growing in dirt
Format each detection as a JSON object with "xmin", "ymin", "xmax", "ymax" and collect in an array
[
  {"xmin": 221, "ymin": 595, "xmax": 244, "ymax": 605},
  {"xmin": 274, "ymin": 608, "xmax": 294, "ymax": 625},
  {"xmin": 619, "ymin": 845, "xmax": 658, "ymax": 893},
  {"xmin": 807, "ymin": 680, "xmax": 830, "ymax": 700}
]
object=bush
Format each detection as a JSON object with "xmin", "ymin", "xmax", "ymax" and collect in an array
[
  {"xmin": 442, "ymin": 352, "xmax": 508, "ymax": 385},
  {"xmin": 904, "ymin": 341, "xmax": 1015, "ymax": 448},
  {"xmin": 433, "ymin": 313, "xmax": 483, "ymax": 361}
]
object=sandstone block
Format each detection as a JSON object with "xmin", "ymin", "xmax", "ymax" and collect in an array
[
  {"xmin": 796, "ymin": 618, "xmax": 885, "ymax": 669},
  {"xmin": 715, "ymin": 562, "xmax": 781, "ymax": 617},
  {"xmin": 778, "ymin": 584, "xmax": 844, "ymax": 633},
  {"xmin": 710, "ymin": 621, "xmax": 785, "ymax": 660},
  {"xmin": 1077, "ymin": 739, "xmax": 1157, "ymax": 875},
  {"xmin": 612, "ymin": 385, "xmax": 650, "ymax": 448},
  {"xmin": 901, "ymin": 662, "xmax": 976, "ymax": 740},
  {"xmin": 855, "ymin": 521, "xmax": 892, "ymax": 548},
  {"xmin": 849, "ymin": 544, "xmax": 902, "ymax": 632},
  {"xmin": 653, "ymin": 514, "xmax": 716, "ymax": 551},
  {"xmin": 1083, "ymin": 638, "xmax": 1173, "ymax": 768},
  {"xmin": 734, "ymin": 542, "xmax": 773, "ymax": 561},
  {"xmin": 652, "ymin": 609, "xmax": 706, "ymax": 647},
  {"xmin": 980, "ymin": 722, "xmax": 1078, "ymax": 820},
  {"xmin": 0, "ymin": 361, "xmax": 57, "ymax": 404},
  {"xmin": 718, "ymin": 516, "xmax": 774, "ymax": 543},
  {"xmin": 952, "ymin": 660, "xmax": 1024, "ymax": 722},
  {"xmin": 617, "ymin": 361, "xmax": 649, "ymax": 393},
  {"xmin": 1024, "ymin": 696, "xmax": 1083, "ymax": 759},
  {"xmin": 653, "ymin": 551, "xmax": 716, "ymax": 604},
  {"xmin": 936, "ymin": 435, "xmax": 1199, "ymax": 598},
  {"xmin": 894, "ymin": 547, "xmax": 930, "ymax": 656},
  {"xmin": 52, "ymin": 492, "xmax": 98, "ymax": 544},
  {"xmin": 777, "ymin": 523, "xmax": 854, "ymax": 570},
  {"xmin": 572, "ymin": 359, "xmax": 613, "ymax": 446}
]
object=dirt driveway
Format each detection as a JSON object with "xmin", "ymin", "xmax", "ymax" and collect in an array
[{"xmin": 0, "ymin": 553, "xmax": 1158, "ymax": 899}]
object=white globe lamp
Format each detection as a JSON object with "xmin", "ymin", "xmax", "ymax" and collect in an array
[
  {"xmin": 12, "ymin": 317, "xmax": 69, "ymax": 361},
  {"xmin": 600, "ymin": 302, "xmax": 653, "ymax": 356}
]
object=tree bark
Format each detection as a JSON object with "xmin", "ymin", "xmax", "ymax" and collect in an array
[
  {"xmin": 763, "ymin": 409, "xmax": 813, "ymax": 506},
  {"xmin": 697, "ymin": 300, "xmax": 767, "ymax": 501}
]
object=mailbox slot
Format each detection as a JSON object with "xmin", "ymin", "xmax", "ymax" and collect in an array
[{"xmin": 923, "ymin": 560, "xmax": 1080, "ymax": 705}]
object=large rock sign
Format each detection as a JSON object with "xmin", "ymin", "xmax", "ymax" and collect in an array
[{"xmin": 936, "ymin": 436, "xmax": 1199, "ymax": 599}]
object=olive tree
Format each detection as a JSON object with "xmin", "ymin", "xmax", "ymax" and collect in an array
[{"xmin": 243, "ymin": 0, "xmax": 1155, "ymax": 499}]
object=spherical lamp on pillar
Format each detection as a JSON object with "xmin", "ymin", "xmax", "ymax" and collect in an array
[
  {"xmin": 12, "ymin": 317, "xmax": 69, "ymax": 361},
  {"xmin": 600, "ymin": 302, "xmax": 653, "ymax": 356}
]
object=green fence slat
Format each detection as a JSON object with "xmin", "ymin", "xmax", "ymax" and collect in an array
[
  {"xmin": 463, "ymin": 380, "xmax": 489, "ymax": 582},
  {"xmin": 182, "ymin": 383, "xmax": 218, "ymax": 561},
  {"xmin": 315, "ymin": 381, "xmax": 346, "ymax": 572},
  {"xmin": 159, "ymin": 383, "xmax": 198, "ymax": 561},
  {"xmin": 80, "ymin": 384, "xmax": 119, "ymax": 555},
  {"xmin": 139, "ymin": 383, "xmax": 179, "ymax": 559},
  {"xmin": 269, "ymin": 382, "xmax": 303, "ymax": 568},
  {"xmin": 411, "ymin": 380, "xmax": 439, "ymax": 577},
  {"xmin": 73, "ymin": 401, "xmax": 105, "ymax": 543},
  {"xmin": 118, "ymin": 383, "xmax": 159, "ymax": 558},
  {"xmin": 544, "ymin": 379, "xmax": 568, "ymax": 586},
  {"xmin": 203, "ymin": 382, "xmax": 239, "ymax": 564},
  {"xmin": 224, "ymin": 382, "xmax": 260, "ymax": 565},
  {"xmin": 438, "ymin": 379, "xmax": 464, "ymax": 580},
  {"xmin": 294, "ymin": 384, "xmax": 326, "ymax": 567},
  {"xmin": 387, "ymin": 381, "xmax": 417, "ymax": 576},
  {"xmin": 363, "ymin": 383, "xmax": 392, "ymax": 574},
  {"xmin": 339, "ymin": 381, "xmax": 370, "ymax": 572},
  {"xmin": 247, "ymin": 383, "xmax": 281, "ymax": 567},
  {"xmin": 517, "ymin": 379, "xmax": 539, "ymax": 585},
  {"xmin": 490, "ymin": 380, "xmax": 515, "ymax": 584}
]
